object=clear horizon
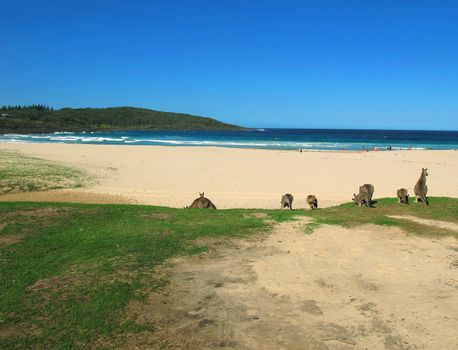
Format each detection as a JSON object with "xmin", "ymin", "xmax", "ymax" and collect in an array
[{"xmin": 1, "ymin": 1, "xmax": 457, "ymax": 131}]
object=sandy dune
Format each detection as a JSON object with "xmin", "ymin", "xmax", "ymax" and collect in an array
[{"xmin": 1, "ymin": 143, "xmax": 458, "ymax": 208}]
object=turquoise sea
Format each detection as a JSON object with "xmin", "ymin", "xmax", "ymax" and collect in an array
[{"xmin": 1, "ymin": 129, "xmax": 458, "ymax": 151}]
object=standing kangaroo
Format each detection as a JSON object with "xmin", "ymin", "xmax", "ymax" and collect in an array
[
  {"xmin": 353, "ymin": 184, "xmax": 374, "ymax": 207},
  {"xmin": 414, "ymin": 168, "xmax": 429, "ymax": 205},
  {"xmin": 306, "ymin": 195, "xmax": 318, "ymax": 210},
  {"xmin": 397, "ymin": 188, "xmax": 409, "ymax": 204},
  {"xmin": 187, "ymin": 192, "xmax": 217, "ymax": 209},
  {"xmin": 281, "ymin": 193, "xmax": 294, "ymax": 210}
]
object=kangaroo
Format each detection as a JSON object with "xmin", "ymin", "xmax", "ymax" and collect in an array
[
  {"xmin": 397, "ymin": 188, "xmax": 409, "ymax": 204},
  {"xmin": 360, "ymin": 184, "xmax": 374, "ymax": 206},
  {"xmin": 188, "ymin": 192, "xmax": 217, "ymax": 209},
  {"xmin": 414, "ymin": 168, "xmax": 429, "ymax": 205},
  {"xmin": 306, "ymin": 195, "xmax": 318, "ymax": 210},
  {"xmin": 352, "ymin": 192, "xmax": 368, "ymax": 206},
  {"xmin": 353, "ymin": 184, "xmax": 374, "ymax": 207},
  {"xmin": 281, "ymin": 193, "xmax": 294, "ymax": 210}
]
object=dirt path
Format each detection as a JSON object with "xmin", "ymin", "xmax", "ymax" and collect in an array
[
  {"xmin": 126, "ymin": 218, "xmax": 458, "ymax": 350},
  {"xmin": 387, "ymin": 215, "xmax": 458, "ymax": 233}
]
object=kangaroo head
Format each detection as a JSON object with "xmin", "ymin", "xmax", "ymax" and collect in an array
[
  {"xmin": 199, "ymin": 192, "xmax": 204, "ymax": 197},
  {"xmin": 352, "ymin": 194, "xmax": 357, "ymax": 202}
]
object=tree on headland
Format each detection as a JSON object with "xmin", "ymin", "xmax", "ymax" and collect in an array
[{"xmin": 1, "ymin": 104, "xmax": 53, "ymax": 111}]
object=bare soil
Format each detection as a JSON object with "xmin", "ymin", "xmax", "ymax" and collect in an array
[
  {"xmin": 0, "ymin": 234, "xmax": 23, "ymax": 246},
  {"xmin": 123, "ymin": 218, "xmax": 458, "ymax": 349}
]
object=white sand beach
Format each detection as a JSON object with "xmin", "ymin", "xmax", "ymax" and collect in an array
[{"xmin": 1, "ymin": 143, "xmax": 458, "ymax": 208}]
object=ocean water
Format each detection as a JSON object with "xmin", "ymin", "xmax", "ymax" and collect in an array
[{"xmin": 1, "ymin": 129, "xmax": 458, "ymax": 151}]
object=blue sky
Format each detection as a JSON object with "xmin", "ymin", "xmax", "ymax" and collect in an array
[{"xmin": 1, "ymin": 0, "xmax": 457, "ymax": 130}]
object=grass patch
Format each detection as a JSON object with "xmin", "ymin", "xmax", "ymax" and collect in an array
[
  {"xmin": 308, "ymin": 197, "xmax": 458, "ymax": 238},
  {"xmin": 0, "ymin": 202, "xmax": 273, "ymax": 349},
  {"xmin": 0, "ymin": 150, "xmax": 90, "ymax": 194},
  {"xmin": 305, "ymin": 221, "xmax": 322, "ymax": 234}
]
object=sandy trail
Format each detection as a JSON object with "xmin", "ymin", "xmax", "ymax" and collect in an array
[
  {"xmin": 126, "ymin": 219, "xmax": 458, "ymax": 350},
  {"xmin": 1, "ymin": 143, "xmax": 458, "ymax": 208}
]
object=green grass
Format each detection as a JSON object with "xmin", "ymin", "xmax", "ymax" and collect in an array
[
  {"xmin": 0, "ymin": 202, "xmax": 288, "ymax": 349},
  {"xmin": 0, "ymin": 150, "xmax": 90, "ymax": 194},
  {"xmin": 1, "ymin": 198, "xmax": 457, "ymax": 348},
  {"xmin": 307, "ymin": 197, "xmax": 458, "ymax": 238}
]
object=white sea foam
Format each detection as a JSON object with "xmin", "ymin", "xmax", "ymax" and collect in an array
[{"xmin": 0, "ymin": 138, "xmax": 31, "ymax": 144}]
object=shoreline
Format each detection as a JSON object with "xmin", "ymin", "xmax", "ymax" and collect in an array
[
  {"xmin": 1, "ymin": 142, "xmax": 458, "ymax": 209},
  {"xmin": 0, "ymin": 140, "xmax": 450, "ymax": 153}
]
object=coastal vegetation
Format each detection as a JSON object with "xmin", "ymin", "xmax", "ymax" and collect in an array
[
  {"xmin": 0, "ymin": 150, "xmax": 89, "ymax": 194},
  {"xmin": 0, "ymin": 105, "xmax": 244, "ymax": 134}
]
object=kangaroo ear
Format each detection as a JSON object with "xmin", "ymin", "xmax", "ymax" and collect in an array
[{"xmin": 201, "ymin": 192, "xmax": 204, "ymax": 197}]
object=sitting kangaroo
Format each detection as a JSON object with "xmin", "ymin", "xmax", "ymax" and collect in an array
[
  {"xmin": 353, "ymin": 184, "xmax": 374, "ymax": 207},
  {"xmin": 281, "ymin": 193, "xmax": 294, "ymax": 210},
  {"xmin": 187, "ymin": 192, "xmax": 217, "ymax": 209},
  {"xmin": 414, "ymin": 168, "xmax": 429, "ymax": 205},
  {"xmin": 397, "ymin": 188, "xmax": 409, "ymax": 204},
  {"xmin": 306, "ymin": 195, "xmax": 318, "ymax": 210}
]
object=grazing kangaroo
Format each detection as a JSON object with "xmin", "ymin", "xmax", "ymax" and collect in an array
[
  {"xmin": 281, "ymin": 193, "xmax": 294, "ymax": 210},
  {"xmin": 306, "ymin": 195, "xmax": 318, "ymax": 210},
  {"xmin": 360, "ymin": 184, "xmax": 374, "ymax": 206},
  {"xmin": 353, "ymin": 184, "xmax": 374, "ymax": 207},
  {"xmin": 187, "ymin": 192, "xmax": 217, "ymax": 209},
  {"xmin": 397, "ymin": 188, "xmax": 409, "ymax": 204},
  {"xmin": 414, "ymin": 168, "xmax": 429, "ymax": 205}
]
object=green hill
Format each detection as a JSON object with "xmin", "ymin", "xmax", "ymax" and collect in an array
[{"xmin": 0, "ymin": 106, "xmax": 245, "ymax": 133}]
